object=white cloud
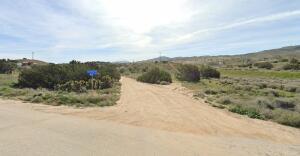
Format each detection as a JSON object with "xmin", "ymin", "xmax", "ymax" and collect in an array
[
  {"xmin": 170, "ymin": 10, "xmax": 300, "ymax": 44},
  {"xmin": 0, "ymin": 0, "xmax": 300, "ymax": 62}
]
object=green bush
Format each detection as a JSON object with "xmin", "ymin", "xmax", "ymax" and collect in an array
[
  {"xmin": 284, "ymin": 85, "xmax": 298, "ymax": 92},
  {"xmin": 0, "ymin": 59, "xmax": 17, "ymax": 74},
  {"xmin": 100, "ymin": 75, "xmax": 113, "ymax": 89},
  {"xmin": 229, "ymin": 105, "xmax": 264, "ymax": 119},
  {"xmin": 282, "ymin": 58, "xmax": 300, "ymax": 70},
  {"xmin": 137, "ymin": 67, "xmax": 172, "ymax": 84},
  {"xmin": 254, "ymin": 62, "xmax": 273, "ymax": 69},
  {"xmin": 256, "ymin": 98, "xmax": 274, "ymax": 110},
  {"xmin": 273, "ymin": 110, "xmax": 300, "ymax": 128},
  {"xmin": 199, "ymin": 65, "xmax": 220, "ymax": 78},
  {"xmin": 176, "ymin": 64, "xmax": 200, "ymax": 82},
  {"xmin": 274, "ymin": 99, "xmax": 295, "ymax": 110},
  {"xmin": 263, "ymin": 88, "xmax": 280, "ymax": 97},
  {"xmin": 217, "ymin": 96, "xmax": 232, "ymax": 105},
  {"xmin": 283, "ymin": 64, "xmax": 300, "ymax": 70},
  {"xmin": 18, "ymin": 63, "xmax": 120, "ymax": 89},
  {"xmin": 204, "ymin": 89, "xmax": 218, "ymax": 95}
]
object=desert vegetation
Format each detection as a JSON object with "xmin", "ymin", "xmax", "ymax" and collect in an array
[
  {"xmin": 0, "ymin": 59, "xmax": 17, "ymax": 74},
  {"xmin": 283, "ymin": 58, "xmax": 300, "ymax": 70},
  {"xmin": 137, "ymin": 67, "xmax": 172, "ymax": 84},
  {"xmin": 0, "ymin": 46, "xmax": 300, "ymax": 128},
  {"xmin": 122, "ymin": 55, "xmax": 300, "ymax": 128},
  {"xmin": 176, "ymin": 64, "xmax": 200, "ymax": 82},
  {"xmin": 184, "ymin": 73, "xmax": 300, "ymax": 128},
  {"xmin": 0, "ymin": 61, "xmax": 121, "ymax": 107},
  {"xmin": 253, "ymin": 62, "xmax": 273, "ymax": 69}
]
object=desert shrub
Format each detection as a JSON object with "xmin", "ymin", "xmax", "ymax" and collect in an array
[
  {"xmin": 31, "ymin": 96, "xmax": 43, "ymax": 103},
  {"xmin": 274, "ymin": 99, "xmax": 295, "ymax": 110},
  {"xmin": 18, "ymin": 64, "xmax": 89, "ymax": 89},
  {"xmin": 272, "ymin": 110, "xmax": 300, "ymax": 128},
  {"xmin": 233, "ymin": 85, "xmax": 243, "ymax": 90},
  {"xmin": 242, "ymin": 85, "xmax": 253, "ymax": 91},
  {"xmin": 119, "ymin": 67, "xmax": 126, "ymax": 74},
  {"xmin": 100, "ymin": 75, "xmax": 113, "ymax": 89},
  {"xmin": 217, "ymin": 96, "xmax": 232, "ymax": 105},
  {"xmin": 238, "ymin": 63, "xmax": 252, "ymax": 68},
  {"xmin": 18, "ymin": 63, "xmax": 120, "ymax": 89},
  {"xmin": 254, "ymin": 62, "xmax": 273, "ymax": 69},
  {"xmin": 0, "ymin": 59, "xmax": 17, "ymax": 74},
  {"xmin": 220, "ymin": 79, "xmax": 234, "ymax": 85},
  {"xmin": 256, "ymin": 83, "xmax": 267, "ymax": 89},
  {"xmin": 280, "ymin": 58, "xmax": 289, "ymax": 62},
  {"xmin": 229, "ymin": 105, "xmax": 264, "ymax": 119},
  {"xmin": 160, "ymin": 81, "xmax": 170, "ymax": 85},
  {"xmin": 199, "ymin": 65, "xmax": 220, "ymax": 78},
  {"xmin": 176, "ymin": 64, "xmax": 200, "ymax": 82},
  {"xmin": 282, "ymin": 58, "xmax": 300, "ymax": 70},
  {"xmin": 268, "ymin": 83, "xmax": 283, "ymax": 90},
  {"xmin": 211, "ymin": 104, "xmax": 226, "ymax": 109},
  {"xmin": 263, "ymin": 88, "xmax": 280, "ymax": 97},
  {"xmin": 290, "ymin": 58, "xmax": 299, "ymax": 64},
  {"xmin": 97, "ymin": 64, "xmax": 121, "ymax": 81},
  {"xmin": 204, "ymin": 89, "xmax": 218, "ymax": 95},
  {"xmin": 256, "ymin": 98, "xmax": 274, "ymax": 109},
  {"xmin": 282, "ymin": 64, "xmax": 300, "ymax": 70},
  {"xmin": 137, "ymin": 67, "xmax": 172, "ymax": 84},
  {"xmin": 193, "ymin": 92, "xmax": 206, "ymax": 98},
  {"xmin": 284, "ymin": 85, "xmax": 298, "ymax": 92}
]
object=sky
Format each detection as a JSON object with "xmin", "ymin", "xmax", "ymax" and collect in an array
[{"xmin": 0, "ymin": 0, "xmax": 300, "ymax": 63}]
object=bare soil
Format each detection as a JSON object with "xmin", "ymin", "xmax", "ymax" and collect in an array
[{"xmin": 1, "ymin": 77, "xmax": 300, "ymax": 155}]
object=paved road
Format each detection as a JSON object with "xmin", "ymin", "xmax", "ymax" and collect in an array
[{"xmin": 0, "ymin": 77, "xmax": 300, "ymax": 155}]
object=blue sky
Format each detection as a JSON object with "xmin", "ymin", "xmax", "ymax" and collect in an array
[{"xmin": 0, "ymin": 0, "xmax": 300, "ymax": 63}]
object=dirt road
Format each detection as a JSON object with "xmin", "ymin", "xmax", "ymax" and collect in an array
[{"xmin": 1, "ymin": 77, "xmax": 300, "ymax": 155}]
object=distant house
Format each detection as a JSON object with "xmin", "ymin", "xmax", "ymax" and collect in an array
[{"xmin": 21, "ymin": 61, "xmax": 34, "ymax": 66}]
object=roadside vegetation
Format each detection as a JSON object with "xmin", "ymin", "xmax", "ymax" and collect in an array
[
  {"xmin": 0, "ymin": 61, "xmax": 121, "ymax": 107},
  {"xmin": 137, "ymin": 67, "xmax": 172, "ymax": 84},
  {"xmin": 177, "ymin": 64, "xmax": 200, "ymax": 82},
  {"xmin": 185, "ymin": 76, "xmax": 300, "ymax": 127},
  {"xmin": 0, "ymin": 59, "xmax": 17, "ymax": 74},
  {"xmin": 1, "ymin": 52, "xmax": 300, "ymax": 128}
]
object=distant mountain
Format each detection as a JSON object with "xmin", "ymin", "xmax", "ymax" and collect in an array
[
  {"xmin": 241, "ymin": 45, "xmax": 300, "ymax": 60},
  {"xmin": 113, "ymin": 60, "xmax": 131, "ymax": 64},
  {"xmin": 142, "ymin": 45, "xmax": 300, "ymax": 65},
  {"xmin": 143, "ymin": 56, "xmax": 172, "ymax": 62}
]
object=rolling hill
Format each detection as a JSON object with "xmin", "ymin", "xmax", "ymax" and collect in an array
[{"xmin": 143, "ymin": 45, "xmax": 300, "ymax": 65}]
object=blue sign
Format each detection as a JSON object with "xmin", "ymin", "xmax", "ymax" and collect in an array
[{"xmin": 87, "ymin": 70, "xmax": 97, "ymax": 77}]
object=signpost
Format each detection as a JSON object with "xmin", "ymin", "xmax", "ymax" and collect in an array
[{"xmin": 87, "ymin": 70, "xmax": 98, "ymax": 89}]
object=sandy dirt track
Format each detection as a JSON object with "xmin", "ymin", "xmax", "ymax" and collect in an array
[{"xmin": 0, "ymin": 77, "xmax": 300, "ymax": 155}]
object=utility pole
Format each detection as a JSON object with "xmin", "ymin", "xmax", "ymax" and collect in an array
[{"xmin": 32, "ymin": 52, "xmax": 34, "ymax": 60}]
